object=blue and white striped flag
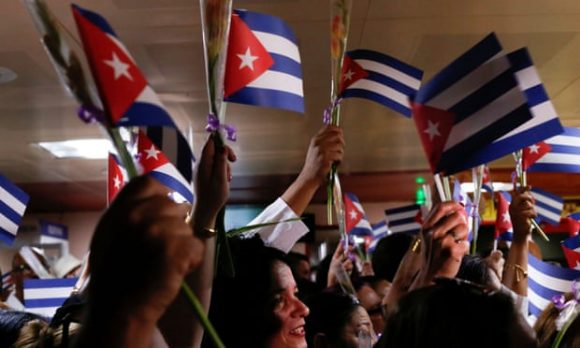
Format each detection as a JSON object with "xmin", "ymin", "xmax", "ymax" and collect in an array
[
  {"xmin": 23, "ymin": 278, "xmax": 78, "ymax": 318},
  {"xmin": 0, "ymin": 174, "xmax": 29, "ymax": 246},
  {"xmin": 528, "ymin": 127, "xmax": 580, "ymax": 173},
  {"xmin": 528, "ymin": 253, "xmax": 580, "ymax": 318},
  {"xmin": 412, "ymin": 33, "xmax": 533, "ymax": 174},
  {"xmin": 340, "ymin": 49, "xmax": 423, "ymax": 117},
  {"xmin": 385, "ymin": 203, "xmax": 422, "ymax": 235},
  {"xmin": 461, "ymin": 48, "xmax": 563, "ymax": 168},
  {"xmin": 224, "ymin": 9, "xmax": 304, "ymax": 113},
  {"xmin": 2, "ymin": 271, "xmax": 13, "ymax": 293},
  {"xmin": 367, "ymin": 221, "xmax": 389, "ymax": 253},
  {"xmin": 530, "ymin": 188, "xmax": 563, "ymax": 226},
  {"xmin": 39, "ymin": 220, "xmax": 68, "ymax": 244}
]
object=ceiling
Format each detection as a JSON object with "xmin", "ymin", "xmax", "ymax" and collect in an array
[{"xmin": 1, "ymin": 0, "xmax": 580, "ymax": 211}]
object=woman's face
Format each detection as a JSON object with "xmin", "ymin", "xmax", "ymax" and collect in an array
[
  {"xmin": 338, "ymin": 306, "xmax": 377, "ymax": 348},
  {"xmin": 267, "ymin": 261, "xmax": 310, "ymax": 348}
]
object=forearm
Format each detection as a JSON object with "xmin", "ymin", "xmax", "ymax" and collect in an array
[
  {"xmin": 281, "ymin": 174, "xmax": 321, "ymax": 216},
  {"xmin": 502, "ymin": 234, "xmax": 529, "ymax": 296}
]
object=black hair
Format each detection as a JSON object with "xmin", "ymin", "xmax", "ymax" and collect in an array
[
  {"xmin": 304, "ymin": 289, "xmax": 361, "ymax": 347},
  {"xmin": 378, "ymin": 279, "xmax": 517, "ymax": 348},
  {"xmin": 207, "ymin": 236, "xmax": 290, "ymax": 348},
  {"xmin": 371, "ymin": 233, "xmax": 413, "ymax": 282},
  {"xmin": 456, "ymin": 254, "xmax": 491, "ymax": 286}
]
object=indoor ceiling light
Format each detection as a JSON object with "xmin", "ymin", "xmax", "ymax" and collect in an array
[
  {"xmin": 0, "ymin": 67, "xmax": 17, "ymax": 84},
  {"xmin": 37, "ymin": 139, "xmax": 114, "ymax": 159}
]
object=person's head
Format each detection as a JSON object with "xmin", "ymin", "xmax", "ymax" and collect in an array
[
  {"xmin": 353, "ymin": 277, "xmax": 385, "ymax": 334},
  {"xmin": 52, "ymin": 254, "xmax": 82, "ymax": 279},
  {"xmin": 287, "ymin": 252, "xmax": 311, "ymax": 281},
  {"xmin": 534, "ymin": 292, "xmax": 575, "ymax": 348},
  {"xmin": 457, "ymin": 254, "xmax": 490, "ymax": 285},
  {"xmin": 209, "ymin": 236, "xmax": 309, "ymax": 348},
  {"xmin": 305, "ymin": 290, "xmax": 376, "ymax": 348},
  {"xmin": 12, "ymin": 247, "xmax": 51, "ymax": 302},
  {"xmin": 0, "ymin": 310, "xmax": 48, "ymax": 347},
  {"xmin": 379, "ymin": 278, "xmax": 537, "ymax": 348},
  {"xmin": 371, "ymin": 233, "xmax": 413, "ymax": 282}
]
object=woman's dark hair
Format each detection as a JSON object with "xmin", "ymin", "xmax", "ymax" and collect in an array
[
  {"xmin": 372, "ymin": 233, "xmax": 413, "ymax": 282},
  {"xmin": 304, "ymin": 289, "xmax": 360, "ymax": 347},
  {"xmin": 456, "ymin": 254, "xmax": 491, "ymax": 286},
  {"xmin": 0, "ymin": 309, "xmax": 48, "ymax": 347},
  {"xmin": 378, "ymin": 279, "xmax": 520, "ymax": 348},
  {"xmin": 207, "ymin": 236, "xmax": 289, "ymax": 348}
]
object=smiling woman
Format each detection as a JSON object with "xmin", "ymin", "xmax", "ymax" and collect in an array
[{"xmin": 207, "ymin": 236, "xmax": 310, "ymax": 348}]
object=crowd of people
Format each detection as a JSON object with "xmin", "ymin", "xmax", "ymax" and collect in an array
[{"xmin": 0, "ymin": 124, "xmax": 579, "ymax": 348}]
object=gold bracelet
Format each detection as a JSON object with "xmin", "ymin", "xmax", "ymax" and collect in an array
[
  {"xmin": 196, "ymin": 227, "xmax": 218, "ymax": 239},
  {"xmin": 505, "ymin": 263, "xmax": 528, "ymax": 282}
]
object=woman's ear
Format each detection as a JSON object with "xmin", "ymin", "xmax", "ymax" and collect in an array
[{"xmin": 313, "ymin": 332, "xmax": 328, "ymax": 348}]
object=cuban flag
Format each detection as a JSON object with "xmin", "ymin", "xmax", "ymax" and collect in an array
[
  {"xmin": 494, "ymin": 192, "xmax": 513, "ymax": 242},
  {"xmin": 224, "ymin": 9, "xmax": 304, "ymax": 113},
  {"xmin": 528, "ymin": 127, "xmax": 580, "ymax": 173},
  {"xmin": 23, "ymin": 278, "xmax": 78, "ymax": 318},
  {"xmin": 108, "ymin": 153, "xmax": 126, "ymax": 204},
  {"xmin": 482, "ymin": 164, "xmax": 494, "ymax": 194},
  {"xmin": 412, "ymin": 33, "xmax": 533, "ymax": 174},
  {"xmin": 367, "ymin": 221, "xmax": 389, "ymax": 253},
  {"xmin": 528, "ymin": 253, "xmax": 580, "ymax": 318},
  {"xmin": 343, "ymin": 193, "xmax": 373, "ymax": 237},
  {"xmin": 72, "ymin": 4, "xmax": 195, "ymax": 176},
  {"xmin": 452, "ymin": 179, "xmax": 475, "ymax": 241},
  {"xmin": 137, "ymin": 131, "xmax": 194, "ymax": 204},
  {"xmin": 144, "ymin": 126, "xmax": 194, "ymax": 184},
  {"xmin": 561, "ymin": 234, "xmax": 580, "ymax": 270},
  {"xmin": 339, "ymin": 49, "xmax": 423, "ymax": 117},
  {"xmin": 39, "ymin": 220, "xmax": 69, "ymax": 254},
  {"xmin": 385, "ymin": 203, "xmax": 422, "ymax": 235},
  {"xmin": 522, "ymin": 141, "xmax": 551, "ymax": 171},
  {"xmin": 0, "ymin": 174, "xmax": 29, "ymax": 246},
  {"xmin": 530, "ymin": 188, "xmax": 563, "ymax": 226},
  {"xmin": 460, "ymin": 48, "xmax": 563, "ymax": 169},
  {"xmin": 2, "ymin": 271, "xmax": 13, "ymax": 293}
]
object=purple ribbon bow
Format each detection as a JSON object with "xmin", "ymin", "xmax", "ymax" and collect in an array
[
  {"xmin": 205, "ymin": 114, "xmax": 237, "ymax": 141},
  {"xmin": 77, "ymin": 105, "xmax": 105, "ymax": 124},
  {"xmin": 323, "ymin": 97, "xmax": 343, "ymax": 125}
]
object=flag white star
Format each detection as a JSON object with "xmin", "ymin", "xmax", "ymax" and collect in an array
[
  {"xmin": 528, "ymin": 144, "xmax": 540, "ymax": 154},
  {"xmin": 502, "ymin": 211, "xmax": 511, "ymax": 223},
  {"xmin": 424, "ymin": 120, "xmax": 441, "ymax": 141},
  {"xmin": 113, "ymin": 175, "xmax": 122, "ymax": 190},
  {"xmin": 103, "ymin": 52, "xmax": 133, "ymax": 81},
  {"xmin": 343, "ymin": 69, "xmax": 355, "ymax": 81},
  {"xmin": 144, "ymin": 145, "xmax": 160, "ymax": 160},
  {"xmin": 349, "ymin": 209, "xmax": 359, "ymax": 220},
  {"xmin": 237, "ymin": 47, "xmax": 259, "ymax": 71}
]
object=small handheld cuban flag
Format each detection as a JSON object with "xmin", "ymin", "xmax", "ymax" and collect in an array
[
  {"xmin": 561, "ymin": 234, "xmax": 580, "ymax": 270},
  {"xmin": 137, "ymin": 131, "xmax": 194, "ymax": 204},
  {"xmin": 494, "ymin": 192, "xmax": 513, "ymax": 242},
  {"xmin": 339, "ymin": 49, "xmax": 423, "ymax": 117},
  {"xmin": 411, "ymin": 33, "xmax": 533, "ymax": 174},
  {"xmin": 460, "ymin": 48, "xmax": 563, "ymax": 169},
  {"xmin": 482, "ymin": 164, "xmax": 494, "ymax": 194},
  {"xmin": 39, "ymin": 220, "xmax": 68, "ymax": 250},
  {"xmin": 528, "ymin": 253, "xmax": 580, "ymax": 318},
  {"xmin": 72, "ymin": 4, "xmax": 195, "ymax": 180},
  {"xmin": 24, "ymin": 278, "xmax": 78, "ymax": 318},
  {"xmin": 224, "ymin": 9, "xmax": 304, "ymax": 113},
  {"xmin": 530, "ymin": 188, "xmax": 563, "ymax": 226},
  {"xmin": 0, "ymin": 174, "xmax": 29, "ymax": 246},
  {"xmin": 528, "ymin": 127, "xmax": 580, "ymax": 173},
  {"xmin": 384, "ymin": 203, "xmax": 422, "ymax": 235},
  {"xmin": 108, "ymin": 153, "xmax": 127, "ymax": 204},
  {"xmin": 343, "ymin": 193, "xmax": 373, "ymax": 237},
  {"xmin": 367, "ymin": 221, "xmax": 389, "ymax": 253},
  {"xmin": 522, "ymin": 141, "xmax": 551, "ymax": 171}
]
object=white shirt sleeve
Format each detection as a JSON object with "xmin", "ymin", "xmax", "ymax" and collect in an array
[{"xmin": 244, "ymin": 197, "xmax": 309, "ymax": 253}]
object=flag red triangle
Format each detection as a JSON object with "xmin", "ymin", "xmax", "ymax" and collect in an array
[
  {"xmin": 522, "ymin": 141, "xmax": 551, "ymax": 171},
  {"xmin": 411, "ymin": 103, "xmax": 455, "ymax": 173},
  {"xmin": 107, "ymin": 154, "xmax": 125, "ymax": 204},
  {"xmin": 343, "ymin": 194, "xmax": 363, "ymax": 233},
  {"xmin": 340, "ymin": 55, "xmax": 368, "ymax": 93},
  {"xmin": 224, "ymin": 14, "xmax": 274, "ymax": 97},
  {"xmin": 137, "ymin": 131, "xmax": 170, "ymax": 173}
]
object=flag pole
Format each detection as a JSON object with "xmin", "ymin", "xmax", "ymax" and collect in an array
[
  {"xmin": 513, "ymin": 150, "xmax": 550, "ymax": 242},
  {"xmin": 470, "ymin": 165, "xmax": 484, "ymax": 255}
]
